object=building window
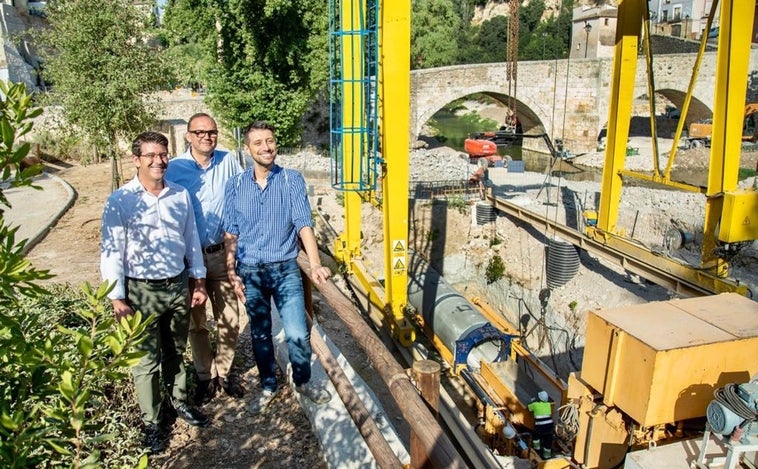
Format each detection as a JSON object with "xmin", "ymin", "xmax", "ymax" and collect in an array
[
  {"xmin": 661, "ymin": 10, "xmax": 668, "ymax": 22},
  {"xmin": 673, "ymin": 6, "xmax": 681, "ymax": 21}
]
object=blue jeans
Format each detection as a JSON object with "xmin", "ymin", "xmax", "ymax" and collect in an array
[{"xmin": 238, "ymin": 258, "xmax": 312, "ymax": 391}]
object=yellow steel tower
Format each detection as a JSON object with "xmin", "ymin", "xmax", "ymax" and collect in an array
[{"xmin": 330, "ymin": 0, "xmax": 415, "ymax": 345}]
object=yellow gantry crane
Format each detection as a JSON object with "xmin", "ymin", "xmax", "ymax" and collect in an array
[
  {"xmin": 587, "ymin": 0, "xmax": 757, "ymax": 296},
  {"xmin": 330, "ymin": 0, "xmax": 415, "ymax": 346}
]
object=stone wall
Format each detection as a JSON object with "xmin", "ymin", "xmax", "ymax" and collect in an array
[
  {"xmin": 410, "ymin": 50, "xmax": 758, "ymax": 153},
  {"xmin": 646, "ymin": 34, "xmax": 717, "ymax": 55}
]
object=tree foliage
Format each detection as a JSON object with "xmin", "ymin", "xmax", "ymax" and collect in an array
[
  {"xmin": 163, "ymin": 0, "xmax": 328, "ymax": 145},
  {"xmin": 477, "ymin": 15, "xmax": 510, "ymax": 63},
  {"xmin": 38, "ymin": 0, "xmax": 173, "ymax": 189},
  {"xmin": 518, "ymin": 1, "xmax": 573, "ymax": 60},
  {"xmin": 411, "ymin": 0, "xmax": 461, "ymax": 69},
  {"xmin": 456, "ymin": 0, "xmax": 572, "ymax": 64},
  {"xmin": 0, "ymin": 81, "xmax": 150, "ymax": 468},
  {"xmin": 160, "ymin": 0, "xmax": 219, "ymax": 89}
]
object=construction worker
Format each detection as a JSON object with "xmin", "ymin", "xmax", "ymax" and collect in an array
[{"xmin": 528, "ymin": 390, "xmax": 554, "ymax": 459}]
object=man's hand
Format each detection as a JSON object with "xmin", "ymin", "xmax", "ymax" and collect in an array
[
  {"xmin": 229, "ymin": 273, "xmax": 246, "ymax": 302},
  {"xmin": 311, "ymin": 265, "xmax": 331, "ymax": 285},
  {"xmin": 190, "ymin": 278, "xmax": 208, "ymax": 308},
  {"xmin": 191, "ymin": 288, "xmax": 207, "ymax": 308},
  {"xmin": 112, "ymin": 299, "xmax": 134, "ymax": 321}
]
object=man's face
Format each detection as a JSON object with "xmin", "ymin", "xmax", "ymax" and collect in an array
[
  {"xmin": 186, "ymin": 115, "xmax": 218, "ymax": 157},
  {"xmin": 245, "ymin": 129, "xmax": 277, "ymax": 168},
  {"xmin": 133, "ymin": 142, "xmax": 168, "ymax": 184}
]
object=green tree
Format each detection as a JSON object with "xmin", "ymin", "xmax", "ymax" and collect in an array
[
  {"xmin": 38, "ymin": 0, "xmax": 173, "ymax": 190},
  {"xmin": 0, "ymin": 81, "xmax": 150, "ymax": 467},
  {"xmin": 411, "ymin": 0, "xmax": 461, "ymax": 69},
  {"xmin": 160, "ymin": 0, "xmax": 219, "ymax": 89},
  {"xmin": 515, "ymin": 0, "xmax": 579, "ymax": 61},
  {"xmin": 163, "ymin": 0, "xmax": 328, "ymax": 145},
  {"xmin": 473, "ymin": 15, "xmax": 509, "ymax": 63}
]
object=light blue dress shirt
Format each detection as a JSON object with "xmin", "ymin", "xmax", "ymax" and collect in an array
[{"xmin": 165, "ymin": 148, "xmax": 243, "ymax": 247}]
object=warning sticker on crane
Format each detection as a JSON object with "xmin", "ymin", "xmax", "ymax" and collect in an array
[
  {"xmin": 392, "ymin": 256, "xmax": 406, "ymax": 275},
  {"xmin": 392, "ymin": 240, "xmax": 406, "ymax": 253}
]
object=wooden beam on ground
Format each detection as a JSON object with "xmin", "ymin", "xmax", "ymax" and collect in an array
[
  {"xmin": 309, "ymin": 326, "xmax": 403, "ymax": 468},
  {"xmin": 297, "ymin": 252, "xmax": 466, "ymax": 469}
]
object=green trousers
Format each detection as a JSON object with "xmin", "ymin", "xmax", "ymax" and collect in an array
[{"xmin": 126, "ymin": 272, "xmax": 190, "ymax": 425}]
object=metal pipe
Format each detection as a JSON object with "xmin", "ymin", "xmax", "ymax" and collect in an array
[{"xmin": 407, "ymin": 252, "xmax": 501, "ymax": 370}]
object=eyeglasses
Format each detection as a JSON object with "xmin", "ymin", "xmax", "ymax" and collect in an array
[
  {"xmin": 139, "ymin": 152, "xmax": 169, "ymax": 160},
  {"xmin": 189, "ymin": 130, "xmax": 219, "ymax": 138}
]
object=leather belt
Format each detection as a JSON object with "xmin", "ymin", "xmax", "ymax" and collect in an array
[
  {"xmin": 126, "ymin": 272, "xmax": 184, "ymax": 286},
  {"xmin": 203, "ymin": 243, "xmax": 224, "ymax": 254}
]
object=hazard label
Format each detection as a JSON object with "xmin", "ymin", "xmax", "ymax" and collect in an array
[
  {"xmin": 392, "ymin": 256, "xmax": 406, "ymax": 274},
  {"xmin": 392, "ymin": 240, "xmax": 406, "ymax": 253}
]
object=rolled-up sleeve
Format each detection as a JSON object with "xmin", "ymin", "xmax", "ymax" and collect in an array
[{"xmin": 289, "ymin": 171, "xmax": 313, "ymax": 232}]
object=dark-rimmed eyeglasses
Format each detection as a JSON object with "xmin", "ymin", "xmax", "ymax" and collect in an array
[
  {"xmin": 189, "ymin": 130, "xmax": 219, "ymax": 138},
  {"xmin": 139, "ymin": 152, "xmax": 169, "ymax": 160}
]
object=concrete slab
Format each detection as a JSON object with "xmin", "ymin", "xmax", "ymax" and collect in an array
[
  {"xmin": 625, "ymin": 433, "xmax": 758, "ymax": 469},
  {"xmin": 270, "ymin": 305, "xmax": 410, "ymax": 468}
]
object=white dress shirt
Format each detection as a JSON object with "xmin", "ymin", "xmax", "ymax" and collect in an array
[{"xmin": 100, "ymin": 176, "xmax": 206, "ymax": 300}]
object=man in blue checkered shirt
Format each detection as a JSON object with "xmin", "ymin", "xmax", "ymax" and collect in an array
[{"xmin": 223, "ymin": 121, "xmax": 332, "ymax": 414}]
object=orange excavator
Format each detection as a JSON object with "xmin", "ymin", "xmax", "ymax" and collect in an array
[
  {"xmin": 464, "ymin": 119, "xmax": 524, "ymax": 165},
  {"xmin": 684, "ymin": 102, "xmax": 758, "ymax": 148}
]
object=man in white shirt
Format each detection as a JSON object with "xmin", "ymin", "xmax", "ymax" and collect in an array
[
  {"xmin": 100, "ymin": 131, "xmax": 210, "ymax": 454},
  {"xmin": 165, "ymin": 113, "xmax": 245, "ymax": 404}
]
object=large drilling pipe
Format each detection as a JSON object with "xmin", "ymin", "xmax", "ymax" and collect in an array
[{"xmin": 406, "ymin": 251, "xmax": 505, "ymax": 370}]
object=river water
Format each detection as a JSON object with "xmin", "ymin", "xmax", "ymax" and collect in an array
[{"xmin": 430, "ymin": 108, "xmax": 722, "ymax": 187}]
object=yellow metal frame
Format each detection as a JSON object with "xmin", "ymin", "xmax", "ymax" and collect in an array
[
  {"xmin": 587, "ymin": 0, "xmax": 756, "ymax": 290},
  {"xmin": 334, "ymin": 0, "xmax": 367, "ymax": 267},
  {"xmin": 702, "ymin": 1, "xmax": 755, "ymax": 271},
  {"xmin": 379, "ymin": 0, "xmax": 414, "ymax": 345},
  {"xmin": 334, "ymin": 0, "xmax": 415, "ymax": 346}
]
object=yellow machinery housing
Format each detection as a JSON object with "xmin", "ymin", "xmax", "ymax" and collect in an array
[{"xmin": 569, "ymin": 293, "xmax": 758, "ymax": 468}]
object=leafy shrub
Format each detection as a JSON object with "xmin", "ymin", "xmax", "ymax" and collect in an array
[
  {"xmin": 31, "ymin": 129, "xmax": 93, "ymax": 163},
  {"xmin": 447, "ymin": 194, "xmax": 468, "ymax": 213},
  {"xmin": 1, "ymin": 284, "xmax": 150, "ymax": 468},
  {"xmin": 0, "ymin": 81, "xmax": 150, "ymax": 468},
  {"xmin": 485, "ymin": 254, "xmax": 506, "ymax": 284}
]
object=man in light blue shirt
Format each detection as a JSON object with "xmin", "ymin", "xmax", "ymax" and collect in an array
[{"xmin": 165, "ymin": 113, "xmax": 245, "ymax": 404}]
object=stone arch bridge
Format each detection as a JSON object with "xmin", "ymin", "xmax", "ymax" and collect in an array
[{"xmin": 410, "ymin": 50, "xmax": 758, "ymax": 154}]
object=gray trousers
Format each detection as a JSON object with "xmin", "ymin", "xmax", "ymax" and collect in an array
[{"xmin": 126, "ymin": 271, "xmax": 190, "ymax": 425}]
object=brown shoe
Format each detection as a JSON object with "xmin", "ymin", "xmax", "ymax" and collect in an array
[{"xmin": 219, "ymin": 376, "xmax": 245, "ymax": 398}]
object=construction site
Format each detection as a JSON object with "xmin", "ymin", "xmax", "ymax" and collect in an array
[{"xmin": 304, "ymin": 0, "xmax": 758, "ymax": 468}]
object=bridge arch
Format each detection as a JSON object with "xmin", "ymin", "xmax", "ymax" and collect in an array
[
  {"xmin": 409, "ymin": 51, "xmax": 758, "ymax": 153},
  {"xmin": 419, "ymin": 91, "xmax": 549, "ymax": 144}
]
